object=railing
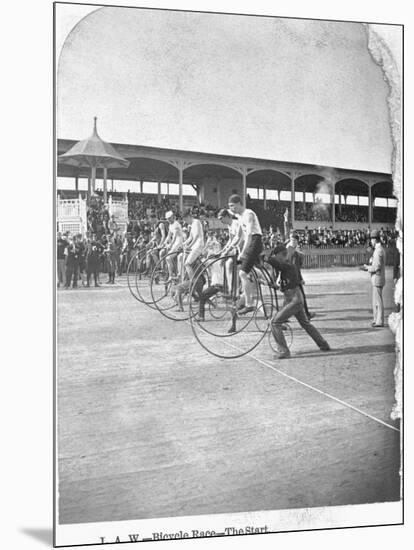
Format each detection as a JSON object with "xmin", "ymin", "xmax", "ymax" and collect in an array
[
  {"xmin": 57, "ymin": 199, "xmax": 82, "ymax": 218},
  {"xmin": 301, "ymin": 246, "xmax": 397, "ymax": 269},
  {"xmin": 108, "ymin": 196, "xmax": 128, "ymax": 220},
  {"xmin": 57, "ymin": 196, "xmax": 87, "ymax": 235}
]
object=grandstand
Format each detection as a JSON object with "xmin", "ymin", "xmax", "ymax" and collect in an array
[{"xmin": 57, "ymin": 139, "xmax": 397, "ymax": 235}]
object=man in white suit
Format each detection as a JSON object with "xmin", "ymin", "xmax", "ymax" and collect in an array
[{"xmin": 362, "ymin": 229, "xmax": 386, "ymax": 327}]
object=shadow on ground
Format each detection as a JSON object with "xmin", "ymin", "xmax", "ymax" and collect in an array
[
  {"xmin": 20, "ymin": 528, "xmax": 53, "ymax": 547},
  {"xmin": 293, "ymin": 343, "xmax": 394, "ymax": 359}
]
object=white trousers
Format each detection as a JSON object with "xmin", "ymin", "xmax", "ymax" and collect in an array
[{"xmin": 372, "ymin": 285, "xmax": 384, "ymax": 325}]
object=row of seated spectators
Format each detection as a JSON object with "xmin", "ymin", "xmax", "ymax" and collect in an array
[
  {"xmin": 248, "ymin": 198, "xmax": 395, "ymax": 225},
  {"xmin": 127, "ymin": 192, "xmax": 218, "ymax": 222},
  {"xmin": 294, "ymin": 201, "xmax": 333, "ymax": 222},
  {"xmin": 335, "ymin": 205, "xmax": 368, "ymax": 223},
  {"xmin": 294, "ymin": 227, "xmax": 398, "ymax": 248},
  {"xmin": 84, "ymin": 192, "xmax": 397, "ymax": 247}
]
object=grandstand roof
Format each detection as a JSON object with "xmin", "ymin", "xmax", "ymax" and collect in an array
[{"xmin": 57, "ymin": 139, "xmax": 392, "ymax": 193}]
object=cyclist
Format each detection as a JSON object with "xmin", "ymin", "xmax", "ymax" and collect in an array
[
  {"xmin": 228, "ymin": 194, "xmax": 263, "ymax": 315},
  {"xmin": 163, "ymin": 211, "xmax": 183, "ymax": 283}
]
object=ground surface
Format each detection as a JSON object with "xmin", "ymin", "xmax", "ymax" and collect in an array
[{"xmin": 57, "ymin": 267, "xmax": 400, "ymax": 525}]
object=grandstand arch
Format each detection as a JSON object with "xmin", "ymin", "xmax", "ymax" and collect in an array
[
  {"xmin": 335, "ymin": 178, "xmax": 370, "ymax": 225},
  {"xmin": 293, "ymin": 174, "xmax": 334, "ymax": 224},
  {"xmin": 371, "ymin": 180, "xmax": 394, "ymax": 197},
  {"xmin": 371, "ymin": 180, "xmax": 396, "ymax": 225},
  {"xmin": 246, "ymin": 167, "xmax": 291, "ymax": 178},
  {"xmin": 244, "ymin": 169, "xmax": 292, "ymax": 227},
  {"xmin": 182, "ymin": 162, "xmax": 245, "ymax": 209}
]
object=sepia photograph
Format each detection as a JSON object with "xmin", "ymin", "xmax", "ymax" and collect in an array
[{"xmin": 54, "ymin": 2, "xmax": 403, "ymax": 546}]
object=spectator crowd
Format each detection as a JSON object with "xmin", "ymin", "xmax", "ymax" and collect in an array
[
  {"xmin": 57, "ymin": 195, "xmax": 398, "ymax": 290},
  {"xmin": 292, "ymin": 227, "xmax": 398, "ymax": 249}
]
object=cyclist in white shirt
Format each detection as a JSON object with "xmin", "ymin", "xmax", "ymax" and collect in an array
[
  {"xmin": 181, "ymin": 209, "xmax": 205, "ymax": 279},
  {"xmin": 164, "ymin": 211, "xmax": 183, "ymax": 281},
  {"xmin": 228, "ymin": 194, "xmax": 263, "ymax": 314}
]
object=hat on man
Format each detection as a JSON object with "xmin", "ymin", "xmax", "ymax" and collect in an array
[
  {"xmin": 273, "ymin": 244, "xmax": 287, "ymax": 255},
  {"xmin": 165, "ymin": 210, "xmax": 174, "ymax": 219},
  {"xmin": 370, "ymin": 229, "xmax": 380, "ymax": 239}
]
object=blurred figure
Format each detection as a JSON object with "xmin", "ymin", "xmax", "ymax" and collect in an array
[
  {"xmin": 217, "ymin": 208, "xmax": 243, "ymax": 296},
  {"xmin": 108, "ymin": 214, "xmax": 118, "ymax": 235},
  {"xmin": 283, "ymin": 208, "xmax": 289, "ymax": 239}
]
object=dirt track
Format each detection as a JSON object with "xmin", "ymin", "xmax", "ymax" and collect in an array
[{"xmin": 57, "ymin": 267, "xmax": 400, "ymax": 525}]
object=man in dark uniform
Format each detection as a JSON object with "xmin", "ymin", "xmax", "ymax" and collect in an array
[
  {"xmin": 76, "ymin": 233, "xmax": 87, "ymax": 286},
  {"xmin": 85, "ymin": 234, "xmax": 103, "ymax": 287},
  {"xmin": 267, "ymin": 245, "xmax": 330, "ymax": 359},
  {"xmin": 64, "ymin": 235, "xmax": 80, "ymax": 289},
  {"xmin": 104, "ymin": 235, "xmax": 118, "ymax": 284},
  {"xmin": 99, "ymin": 234, "xmax": 108, "ymax": 276},
  {"xmin": 285, "ymin": 231, "xmax": 314, "ymax": 319},
  {"xmin": 57, "ymin": 232, "xmax": 67, "ymax": 288}
]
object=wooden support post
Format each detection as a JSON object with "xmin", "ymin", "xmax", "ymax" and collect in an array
[
  {"xmin": 91, "ymin": 165, "xmax": 96, "ymax": 194},
  {"xmin": 103, "ymin": 167, "xmax": 108, "ymax": 204},
  {"xmin": 242, "ymin": 168, "xmax": 247, "ymax": 207},
  {"xmin": 290, "ymin": 174, "xmax": 295, "ymax": 227},
  {"xmin": 368, "ymin": 185, "xmax": 373, "ymax": 227},
  {"xmin": 178, "ymin": 167, "xmax": 184, "ymax": 213}
]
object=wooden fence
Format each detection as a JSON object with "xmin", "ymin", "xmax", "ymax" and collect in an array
[{"xmin": 302, "ymin": 246, "xmax": 397, "ymax": 269}]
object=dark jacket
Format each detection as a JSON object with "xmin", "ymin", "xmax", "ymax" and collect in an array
[
  {"xmin": 65, "ymin": 243, "xmax": 80, "ymax": 266},
  {"xmin": 86, "ymin": 241, "xmax": 103, "ymax": 269},
  {"xmin": 267, "ymin": 256, "xmax": 301, "ymax": 292}
]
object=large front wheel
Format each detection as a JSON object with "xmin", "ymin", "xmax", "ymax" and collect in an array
[
  {"xmin": 150, "ymin": 250, "xmax": 190, "ymax": 321},
  {"xmin": 188, "ymin": 255, "xmax": 268, "ymax": 359},
  {"xmin": 126, "ymin": 247, "xmax": 158, "ymax": 309}
]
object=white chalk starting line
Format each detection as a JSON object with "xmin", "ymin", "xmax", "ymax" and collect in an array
[{"xmin": 199, "ymin": 329, "xmax": 400, "ymax": 433}]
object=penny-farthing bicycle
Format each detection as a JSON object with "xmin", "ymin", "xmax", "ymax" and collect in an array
[
  {"xmin": 126, "ymin": 244, "xmax": 161, "ymax": 309},
  {"xmin": 149, "ymin": 249, "xmax": 215, "ymax": 322},
  {"xmin": 188, "ymin": 252, "xmax": 293, "ymax": 359}
]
